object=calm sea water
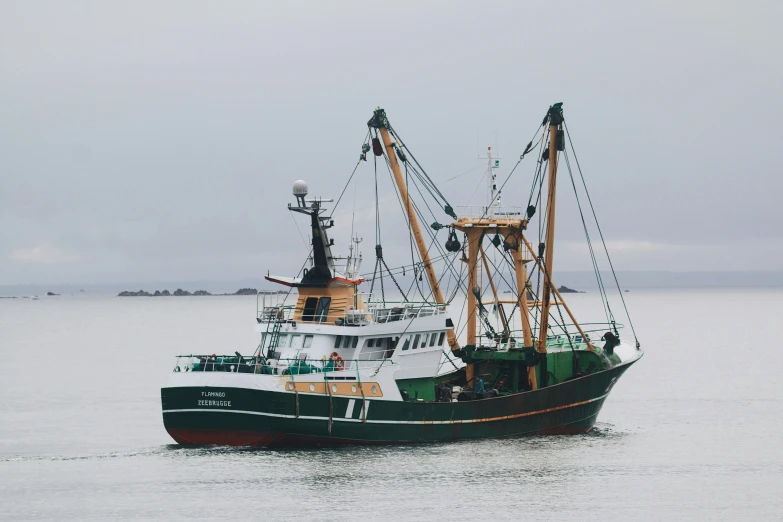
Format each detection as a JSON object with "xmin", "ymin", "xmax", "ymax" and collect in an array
[{"xmin": 1, "ymin": 289, "xmax": 781, "ymax": 521}]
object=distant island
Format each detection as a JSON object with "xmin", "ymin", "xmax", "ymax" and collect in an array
[
  {"xmin": 557, "ymin": 285, "xmax": 584, "ymax": 294},
  {"xmin": 46, "ymin": 291, "xmax": 59, "ymax": 296},
  {"xmin": 117, "ymin": 288, "xmax": 286, "ymax": 297}
]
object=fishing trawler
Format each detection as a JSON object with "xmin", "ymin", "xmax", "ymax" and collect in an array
[{"xmin": 161, "ymin": 104, "xmax": 643, "ymax": 446}]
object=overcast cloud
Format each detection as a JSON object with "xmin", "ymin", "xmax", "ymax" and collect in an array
[{"xmin": 1, "ymin": 0, "xmax": 781, "ymax": 285}]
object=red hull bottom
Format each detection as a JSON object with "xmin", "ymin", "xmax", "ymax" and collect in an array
[
  {"xmin": 167, "ymin": 428, "xmax": 405, "ymax": 447},
  {"xmin": 167, "ymin": 428, "xmax": 280, "ymax": 447},
  {"xmin": 166, "ymin": 424, "xmax": 593, "ymax": 448}
]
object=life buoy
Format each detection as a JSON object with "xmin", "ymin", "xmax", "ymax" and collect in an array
[{"xmin": 329, "ymin": 351, "xmax": 345, "ymax": 371}]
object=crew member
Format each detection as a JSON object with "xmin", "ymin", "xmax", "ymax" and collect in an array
[{"xmin": 475, "ymin": 377, "xmax": 485, "ymax": 399}]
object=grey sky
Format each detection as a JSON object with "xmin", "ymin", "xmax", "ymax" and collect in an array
[{"xmin": 1, "ymin": 0, "xmax": 781, "ymax": 285}]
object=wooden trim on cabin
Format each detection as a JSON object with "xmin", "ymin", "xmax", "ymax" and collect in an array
[{"xmin": 285, "ymin": 381, "xmax": 384, "ymax": 398}]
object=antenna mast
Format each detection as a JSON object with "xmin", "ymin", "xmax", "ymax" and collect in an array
[{"xmin": 477, "ymin": 145, "xmax": 501, "ymax": 217}]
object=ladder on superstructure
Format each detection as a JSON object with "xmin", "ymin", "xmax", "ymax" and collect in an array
[{"xmin": 267, "ymin": 320, "xmax": 283, "ymax": 354}]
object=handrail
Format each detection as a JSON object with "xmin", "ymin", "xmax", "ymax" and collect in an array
[
  {"xmin": 256, "ymin": 301, "xmax": 447, "ymax": 325},
  {"xmin": 476, "ymin": 323, "xmax": 623, "ymax": 337},
  {"xmin": 456, "ymin": 205, "xmax": 524, "ymax": 219},
  {"xmin": 473, "ymin": 323, "xmax": 624, "ymax": 350},
  {"xmin": 172, "ymin": 354, "xmax": 397, "ymax": 376}
]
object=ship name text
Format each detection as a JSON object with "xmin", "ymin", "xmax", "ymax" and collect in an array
[{"xmin": 199, "ymin": 391, "xmax": 230, "ymax": 407}]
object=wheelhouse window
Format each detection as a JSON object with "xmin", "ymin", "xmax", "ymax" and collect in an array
[
  {"xmin": 401, "ymin": 337, "xmax": 410, "ymax": 350},
  {"xmin": 343, "ymin": 336, "xmax": 351, "ymax": 348},
  {"xmin": 302, "ymin": 297, "xmax": 318, "ymax": 321},
  {"xmin": 358, "ymin": 337, "xmax": 393, "ymax": 360},
  {"xmin": 290, "ymin": 335, "xmax": 302, "ymax": 348},
  {"xmin": 429, "ymin": 333, "xmax": 437, "ymax": 347},
  {"xmin": 412, "ymin": 334, "xmax": 420, "ymax": 350},
  {"xmin": 334, "ymin": 335, "xmax": 342, "ymax": 348},
  {"xmin": 352, "ymin": 337, "xmax": 358, "ymax": 348},
  {"xmin": 438, "ymin": 332, "xmax": 445, "ymax": 346},
  {"xmin": 386, "ymin": 337, "xmax": 398, "ymax": 358},
  {"xmin": 315, "ymin": 297, "xmax": 331, "ymax": 323},
  {"xmin": 303, "ymin": 335, "xmax": 313, "ymax": 348}
]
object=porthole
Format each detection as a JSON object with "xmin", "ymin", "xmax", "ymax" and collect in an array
[
  {"xmin": 332, "ymin": 384, "xmax": 338, "ymax": 393},
  {"xmin": 351, "ymin": 385, "xmax": 357, "ymax": 393},
  {"xmin": 309, "ymin": 383, "xmax": 315, "ymax": 392},
  {"xmin": 371, "ymin": 385, "xmax": 378, "ymax": 394},
  {"xmin": 287, "ymin": 382, "xmax": 294, "ymax": 390}
]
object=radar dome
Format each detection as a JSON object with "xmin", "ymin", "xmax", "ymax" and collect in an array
[{"xmin": 293, "ymin": 180, "xmax": 308, "ymax": 197}]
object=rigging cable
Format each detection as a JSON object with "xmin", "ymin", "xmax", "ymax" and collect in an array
[
  {"xmin": 350, "ymin": 155, "xmax": 359, "ymax": 248},
  {"xmin": 563, "ymin": 147, "xmax": 614, "ymax": 327},
  {"xmin": 474, "ymin": 118, "xmax": 548, "ymax": 224},
  {"xmin": 554, "ymin": 299, "xmax": 580, "ymax": 371},
  {"xmin": 381, "ymin": 256, "xmax": 408, "ymax": 302},
  {"xmin": 381, "ymin": 152, "xmax": 467, "ymax": 305},
  {"xmin": 443, "ymin": 164, "xmax": 484, "ymax": 183},
  {"xmin": 563, "ymin": 120, "xmax": 640, "ymax": 347},
  {"xmin": 368, "ymin": 144, "xmax": 385, "ymax": 303},
  {"xmin": 388, "ymin": 126, "xmax": 453, "ymax": 211},
  {"xmin": 289, "ymin": 210, "xmax": 309, "ymax": 249},
  {"xmin": 401, "ymin": 158, "xmax": 456, "ymax": 302},
  {"xmin": 359, "ymin": 253, "xmax": 451, "ymax": 280},
  {"xmin": 533, "ymin": 141, "xmax": 559, "ymax": 345},
  {"xmin": 330, "ymin": 129, "xmax": 372, "ymax": 218},
  {"xmin": 375, "ymin": 149, "xmax": 386, "ymax": 305}
]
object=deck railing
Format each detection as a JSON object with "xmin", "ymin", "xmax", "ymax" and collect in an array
[
  {"xmin": 256, "ymin": 300, "xmax": 447, "ymax": 326},
  {"xmin": 456, "ymin": 205, "xmax": 524, "ymax": 222},
  {"xmin": 172, "ymin": 354, "xmax": 397, "ymax": 376},
  {"xmin": 474, "ymin": 323, "xmax": 624, "ymax": 350}
]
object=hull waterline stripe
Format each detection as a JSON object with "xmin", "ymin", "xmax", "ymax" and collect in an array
[{"xmin": 163, "ymin": 392, "xmax": 609, "ymax": 425}]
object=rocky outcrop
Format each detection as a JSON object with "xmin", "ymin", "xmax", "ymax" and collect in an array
[
  {"xmin": 119, "ymin": 287, "xmax": 260, "ymax": 296},
  {"xmin": 118, "ymin": 290, "xmax": 152, "ymax": 296},
  {"xmin": 557, "ymin": 285, "xmax": 584, "ymax": 294}
]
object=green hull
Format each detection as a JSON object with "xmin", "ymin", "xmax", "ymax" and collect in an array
[{"xmin": 161, "ymin": 360, "xmax": 635, "ymax": 447}]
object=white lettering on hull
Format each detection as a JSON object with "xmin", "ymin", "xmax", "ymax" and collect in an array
[{"xmin": 197, "ymin": 400, "xmax": 232, "ymax": 407}]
